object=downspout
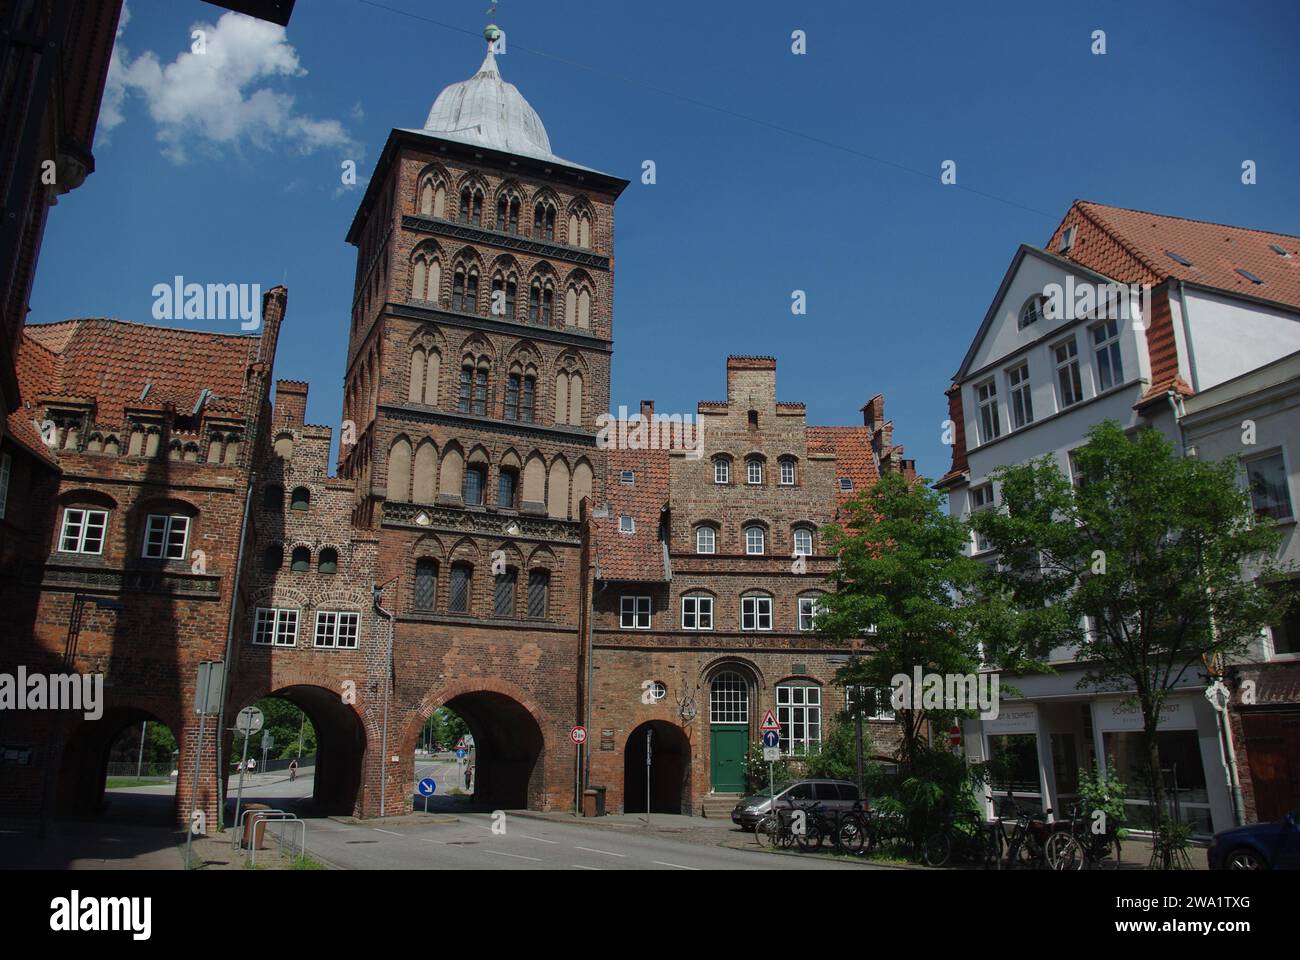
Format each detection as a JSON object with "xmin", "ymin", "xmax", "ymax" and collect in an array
[
  {"xmin": 1166, "ymin": 390, "xmax": 1245, "ymax": 827},
  {"xmin": 215, "ymin": 470, "xmax": 256, "ymax": 831},
  {"xmin": 1177, "ymin": 281, "xmax": 1201, "ymax": 394},
  {"xmin": 373, "ymin": 582, "xmax": 396, "ymax": 818}
]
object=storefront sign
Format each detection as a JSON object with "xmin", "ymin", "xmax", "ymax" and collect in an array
[
  {"xmin": 1095, "ymin": 695, "xmax": 1197, "ymax": 732},
  {"xmin": 982, "ymin": 703, "xmax": 1037, "ymax": 735}
]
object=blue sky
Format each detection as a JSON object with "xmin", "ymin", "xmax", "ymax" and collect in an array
[{"xmin": 30, "ymin": 0, "xmax": 1300, "ymax": 482}]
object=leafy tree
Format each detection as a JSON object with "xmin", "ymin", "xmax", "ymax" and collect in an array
[
  {"xmin": 816, "ymin": 472, "xmax": 995, "ymax": 771},
  {"xmin": 970, "ymin": 421, "xmax": 1291, "ymax": 866}
]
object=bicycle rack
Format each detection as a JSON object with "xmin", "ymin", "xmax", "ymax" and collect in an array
[
  {"xmin": 246, "ymin": 812, "xmax": 307, "ymax": 867},
  {"xmin": 233, "ymin": 807, "xmax": 286, "ymax": 850}
]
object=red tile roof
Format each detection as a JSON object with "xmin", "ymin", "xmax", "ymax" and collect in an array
[
  {"xmin": 4, "ymin": 409, "xmax": 59, "ymax": 468},
  {"xmin": 19, "ymin": 318, "xmax": 263, "ymax": 426},
  {"xmin": 806, "ymin": 425, "xmax": 881, "ymax": 517},
  {"xmin": 594, "ymin": 443, "xmax": 670, "ymax": 582}
]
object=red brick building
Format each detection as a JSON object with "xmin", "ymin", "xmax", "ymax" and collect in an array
[
  {"xmin": 0, "ymin": 290, "xmax": 287, "ymax": 825},
  {"xmin": 587, "ymin": 358, "xmax": 913, "ymax": 815}
]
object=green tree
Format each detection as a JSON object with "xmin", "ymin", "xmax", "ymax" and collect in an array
[{"xmin": 970, "ymin": 421, "xmax": 1291, "ymax": 866}]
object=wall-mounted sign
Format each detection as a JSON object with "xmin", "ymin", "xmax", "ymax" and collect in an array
[
  {"xmin": 982, "ymin": 703, "xmax": 1037, "ymax": 736},
  {"xmin": 1095, "ymin": 695, "xmax": 1197, "ymax": 733}
]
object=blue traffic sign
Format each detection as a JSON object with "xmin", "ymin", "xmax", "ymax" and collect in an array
[
  {"xmin": 455, "ymin": 748, "xmax": 466, "ymax": 760},
  {"xmin": 761, "ymin": 730, "xmax": 780, "ymax": 749},
  {"xmin": 418, "ymin": 777, "xmax": 437, "ymax": 796}
]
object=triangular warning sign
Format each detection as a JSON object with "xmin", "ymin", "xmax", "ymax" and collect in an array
[{"xmin": 760, "ymin": 708, "xmax": 780, "ymax": 732}]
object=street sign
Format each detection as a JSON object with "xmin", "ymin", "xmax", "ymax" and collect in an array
[
  {"xmin": 455, "ymin": 748, "xmax": 466, "ymax": 760},
  {"xmin": 570, "ymin": 725, "xmax": 588, "ymax": 746},
  {"xmin": 763, "ymin": 746, "xmax": 781, "ymax": 762},
  {"xmin": 760, "ymin": 708, "xmax": 780, "ymax": 732},
  {"xmin": 194, "ymin": 661, "xmax": 225, "ymax": 716},
  {"xmin": 235, "ymin": 706, "xmax": 264, "ymax": 736},
  {"xmin": 456, "ymin": 737, "xmax": 467, "ymax": 749},
  {"xmin": 761, "ymin": 730, "xmax": 779, "ymax": 749},
  {"xmin": 418, "ymin": 777, "xmax": 437, "ymax": 796},
  {"xmin": 262, "ymin": 730, "xmax": 274, "ymax": 750}
]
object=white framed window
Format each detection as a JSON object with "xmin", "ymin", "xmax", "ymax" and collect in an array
[
  {"xmin": 645, "ymin": 680, "xmax": 667, "ymax": 703},
  {"xmin": 975, "ymin": 378, "xmax": 1000, "ymax": 444},
  {"xmin": 0, "ymin": 452, "xmax": 11, "ymax": 519},
  {"xmin": 797, "ymin": 595, "xmax": 823, "ymax": 631},
  {"xmin": 695, "ymin": 526, "xmax": 716, "ymax": 554},
  {"xmin": 314, "ymin": 610, "xmax": 360, "ymax": 649},
  {"xmin": 59, "ymin": 508, "xmax": 108, "ymax": 554},
  {"xmin": 1245, "ymin": 452, "xmax": 1292, "ymax": 521},
  {"xmin": 777, "ymin": 684, "xmax": 822, "ymax": 756},
  {"xmin": 1054, "ymin": 337, "xmax": 1083, "ymax": 408},
  {"xmin": 253, "ymin": 607, "xmax": 299, "ymax": 646},
  {"xmin": 619, "ymin": 515, "xmax": 635, "ymax": 534},
  {"xmin": 744, "ymin": 526, "xmax": 765, "ymax": 555},
  {"xmin": 1092, "ymin": 319, "xmax": 1123, "ymax": 391},
  {"xmin": 847, "ymin": 685, "xmax": 895, "ymax": 721},
  {"xmin": 970, "ymin": 484, "xmax": 994, "ymax": 553},
  {"xmin": 710, "ymin": 672, "xmax": 749, "ymax": 724},
  {"xmin": 681, "ymin": 593, "xmax": 714, "ymax": 630},
  {"xmin": 839, "ymin": 477, "xmax": 854, "ymax": 492},
  {"xmin": 713, "ymin": 457, "xmax": 730, "ymax": 484},
  {"xmin": 1019, "ymin": 296, "xmax": 1044, "ymax": 329},
  {"xmin": 792, "ymin": 527, "xmax": 813, "ymax": 557},
  {"xmin": 747, "ymin": 459, "xmax": 763, "ymax": 485},
  {"xmin": 620, "ymin": 595, "xmax": 651, "ymax": 629},
  {"xmin": 741, "ymin": 594, "xmax": 773, "ymax": 631},
  {"xmin": 1007, "ymin": 363, "xmax": 1033, "ymax": 429},
  {"xmin": 143, "ymin": 514, "xmax": 190, "ymax": 560},
  {"xmin": 779, "ymin": 459, "xmax": 796, "ymax": 485}
]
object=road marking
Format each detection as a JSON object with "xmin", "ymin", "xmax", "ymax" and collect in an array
[
  {"xmin": 374, "ymin": 829, "xmax": 405, "ymax": 838},
  {"xmin": 419, "ymin": 837, "xmax": 445, "ymax": 845},
  {"xmin": 485, "ymin": 850, "xmax": 542, "ymax": 862},
  {"xmin": 574, "ymin": 846, "xmax": 625, "ymax": 858},
  {"xmin": 571, "ymin": 864, "xmax": 600, "ymax": 870},
  {"xmin": 652, "ymin": 860, "xmax": 699, "ymax": 870},
  {"xmin": 522, "ymin": 835, "xmax": 558, "ymax": 844}
]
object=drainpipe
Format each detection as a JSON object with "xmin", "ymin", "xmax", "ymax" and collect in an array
[
  {"xmin": 1166, "ymin": 391, "xmax": 1245, "ymax": 827},
  {"xmin": 373, "ymin": 580, "xmax": 397, "ymax": 818},
  {"xmin": 215, "ymin": 471, "xmax": 256, "ymax": 831},
  {"xmin": 1177, "ymin": 281, "xmax": 1201, "ymax": 394}
]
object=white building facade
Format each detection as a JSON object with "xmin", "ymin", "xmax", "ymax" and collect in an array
[{"xmin": 938, "ymin": 201, "xmax": 1300, "ymax": 835}]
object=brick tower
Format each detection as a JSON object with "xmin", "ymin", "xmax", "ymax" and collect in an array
[{"xmin": 340, "ymin": 27, "xmax": 629, "ymax": 813}]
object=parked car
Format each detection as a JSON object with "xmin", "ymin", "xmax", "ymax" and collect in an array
[
  {"xmin": 732, "ymin": 778, "xmax": 861, "ymax": 830},
  {"xmin": 1207, "ymin": 805, "xmax": 1300, "ymax": 869}
]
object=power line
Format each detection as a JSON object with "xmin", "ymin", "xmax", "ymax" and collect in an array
[{"xmin": 356, "ymin": 0, "xmax": 1056, "ymax": 221}]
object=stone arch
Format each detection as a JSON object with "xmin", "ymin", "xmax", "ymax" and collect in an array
[
  {"xmin": 547, "ymin": 457, "xmax": 570, "ymax": 519},
  {"xmin": 522, "ymin": 452, "xmax": 546, "ymax": 509},
  {"xmin": 571, "ymin": 458, "xmax": 594, "ymax": 518},
  {"xmin": 387, "ymin": 435, "xmax": 412, "ymax": 502},
  {"xmin": 412, "ymin": 438, "xmax": 438, "ymax": 503},
  {"xmin": 415, "ymin": 162, "xmax": 451, "ymax": 217},
  {"xmin": 437, "ymin": 442, "xmax": 463, "ymax": 498}
]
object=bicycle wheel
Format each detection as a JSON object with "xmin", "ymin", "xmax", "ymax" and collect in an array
[
  {"xmin": 981, "ymin": 825, "xmax": 1001, "ymax": 869},
  {"xmin": 922, "ymin": 831, "xmax": 952, "ymax": 867},
  {"xmin": 837, "ymin": 815, "xmax": 866, "ymax": 854},
  {"xmin": 1044, "ymin": 832, "xmax": 1084, "ymax": 870},
  {"xmin": 1092, "ymin": 834, "xmax": 1122, "ymax": 870},
  {"xmin": 796, "ymin": 822, "xmax": 822, "ymax": 852},
  {"xmin": 754, "ymin": 815, "xmax": 774, "ymax": 849}
]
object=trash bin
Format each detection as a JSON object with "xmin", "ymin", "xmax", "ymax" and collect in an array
[
  {"xmin": 242, "ymin": 804, "xmax": 271, "ymax": 849},
  {"xmin": 582, "ymin": 786, "xmax": 606, "ymax": 817}
]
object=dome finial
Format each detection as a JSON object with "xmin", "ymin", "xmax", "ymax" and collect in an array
[{"xmin": 484, "ymin": 1, "xmax": 501, "ymax": 46}]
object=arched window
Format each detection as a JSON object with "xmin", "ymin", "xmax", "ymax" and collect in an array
[
  {"xmin": 505, "ymin": 364, "xmax": 536, "ymax": 423},
  {"xmin": 496, "ymin": 193, "xmax": 521, "ymax": 233},
  {"xmin": 1019, "ymin": 295, "xmax": 1045, "ymax": 329},
  {"xmin": 498, "ymin": 466, "xmax": 519, "ymax": 509},
  {"xmin": 414, "ymin": 558, "xmax": 438, "ymax": 610},
  {"xmin": 290, "ymin": 487, "xmax": 310, "ymax": 511},
  {"xmin": 527, "ymin": 569, "xmax": 550, "ymax": 618},
  {"xmin": 463, "ymin": 463, "xmax": 487, "ymax": 505},
  {"xmin": 528, "ymin": 278, "xmax": 554, "ymax": 324},
  {"xmin": 533, "ymin": 199, "xmax": 556, "ymax": 240},
  {"xmin": 746, "ymin": 457, "xmax": 764, "ymax": 485},
  {"xmin": 779, "ymin": 457, "xmax": 797, "ymax": 486},
  {"xmin": 263, "ymin": 483, "xmax": 283, "ymax": 511},
  {"xmin": 710, "ymin": 672, "xmax": 748, "ymax": 723},
  {"xmin": 413, "ymin": 440, "xmax": 436, "ymax": 503},
  {"xmin": 290, "ymin": 546, "xmax": 311, "ymax": 572},
  {"xmin": 410, "ymin": 249, "xmax": 441, "ymax": 302},
  {"xmin": 490, "ymin": 272, "xmax": 517, "ymax": 319},
  {"xmin": 263, "ymin": 545, "xmax": 283, "ymax": 572},
  {"xmin": 493, "ymin": 566, "xmax": 517, "ymax": 617},
  {"xmin": 695, "ymin": 525, "xmax": 716, "ymax": 555},
  {"xmin": 744, "ymin": 525, "xmax": 766, "ymax": 555},
  {"xmin": 713, "ymin": 456, "xmax": 731, "ymax": 485},
  {"xmin": 568, "ymin": 208, "xmax": 593, "ymax": 248},
  {"xmin": 408, "ymin": 346, "xmax": 439, "ymax": 405},
  {"xmin": 448, "ymin": 561, "xmax": 472, "ymax": 614},
  {"xmin": 452, "ymin": 264, "xmax": 479, "ymax": 313},
  {"xmin": 792, "ymin": 526, "xmax": 813, "ymax": 557},
  {"xmin": 459, "ymin": 185, "xmax": 483, "ymax": 225},
  {"xmin": 565, "ymin": 282, "xmax": 592, "ymax": 329},
  {"xmin": 319, "ymin": 548, "xmax": 338, "ymax": 575},
  {"xmin": 418, "ymin": 175, "xmax": 446, "ymax": 217},
  {"xmin": 458, "ymin": 359, "xmax": 488, "ymax": 416}
]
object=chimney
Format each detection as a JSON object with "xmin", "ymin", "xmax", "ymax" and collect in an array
[
  {"xmin": 725, "ymin": 355, "xmax": 777, "ymax": 408},
  {"xmin": 862, "ymin": 394, "xmax": 885, "ymax": 430},
  {"xmin": 640, "ymin": 399, "xmax": 655, "ymax": 420},
  {"xmin": 274, "ymin": 380, "xmax": 309, "ymax": 427}
]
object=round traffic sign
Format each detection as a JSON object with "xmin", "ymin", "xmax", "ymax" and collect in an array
[
  {"xmin": 570, "ymin": 725, "xmax": 588, "ymax": 746},
  {"xmin": 235, "ymin": 706, "xmax": 264, "ymax": 735},
  {"xmin": 761, "ymin": 730, "xmax": 780, "ymax": 749},
  {"xmin": 418, "ymin": 777, "xmax": 437, "ymax": 797}
]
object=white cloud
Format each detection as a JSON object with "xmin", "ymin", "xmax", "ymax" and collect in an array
[{"xmin": 99, "ymin": 5, "xmax": 355, "ymax": 164}]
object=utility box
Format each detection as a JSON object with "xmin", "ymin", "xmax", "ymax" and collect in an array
[{"xmin": 582, "ymin": 786, "xmax": 606, "ymax": 817}]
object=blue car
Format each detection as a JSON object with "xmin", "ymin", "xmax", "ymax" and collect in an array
[{"xmin": 1207, "ymin": 805, "xmax": 1300, "ymax": 870}]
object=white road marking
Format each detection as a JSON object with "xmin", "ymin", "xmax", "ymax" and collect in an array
[
  {"xmin": 419, "ymin": 837, "xmax": 445, "ymax": 845},
  {"xmin": 374, "ymin": 829, "xmax": 405, "ymax": 837},
  {"xmin": 485, "ymin": 850, "xmax": 542, "ymax": 862},
  {"xmin": 522, "ymin": 835, "xmax": 558, "ymax": 844},
  {"xmin": 574, "ymin": 846, "xmax": 626, "ymax": 858},
  {"xmin": 571, "ymin": 864, "xmax": 601, "ymax": 870},
  {"xmin": 652, "ymin": 860, "xmax": 699, "ymax": 870}
]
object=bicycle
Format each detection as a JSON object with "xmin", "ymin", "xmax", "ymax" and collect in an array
[
  {"xmin": 1043, "ymin": 803, "xmax": 1122, "ymax": 870},
  {"xmin": 922, "ymin": 808, "xmax": 999, "ymax": 868},
  {"xmin": 988, "ymin": 793, "xmax": 1059, "ymax": 869}
]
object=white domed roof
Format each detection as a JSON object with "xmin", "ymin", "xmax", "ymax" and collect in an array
[{"xmin": 423, "ymin": 47, "xmax": 558, "ymax": 163}]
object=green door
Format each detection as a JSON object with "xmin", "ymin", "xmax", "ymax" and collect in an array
[{"xmin": 710, "ymin": 725, "xmax": 748, "ymax": 792}]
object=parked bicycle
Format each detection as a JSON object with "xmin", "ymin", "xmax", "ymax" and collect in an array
[
  {"xmin": 988, "ymin": 793, "xmax": 1062, "ymax": 869},
  {"xmin": 1043, "ymin": 802, "xmax": 1123, "ymax": 870},
  {"xmin": 922, "ymin": 808, "xmax": 999, "ymax": 868}
]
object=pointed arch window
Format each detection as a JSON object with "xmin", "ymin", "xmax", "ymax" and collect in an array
[
  {"xmin": 460, "ymin": 186, "xmax": 483, "ymax": 225},
  {"xmin": 491, "ymin": 273, "xmax": 518, "ymax": 319},
  {"xmin": 414, "ymin": 559, "xmax": 438, "ymax": 611},
  {"xmin": 452, "ymin": 265, "xmax": 479, "ymax": 313},
  {"xmin": 534, "ymin": 200, "xmax": 556, "ymax": 240},
  {"xmin": 449, "ymin": 562, "xmax": 473, "ymax": 614},
  {"xmin": 497, "ymin": 194, "xmax": 521, "ymax": 234}
]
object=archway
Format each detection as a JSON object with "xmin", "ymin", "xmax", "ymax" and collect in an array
[
  {"xmin": 230, "ymin": 685, "xmax": 366, "ymax": 816},
  {"xmin": 624, "ymin": 721, "xmax": 690, "ymax": 814},
  {"xmin": 55, "ymin": 707, "xmax": 180, "ymax": 823}
]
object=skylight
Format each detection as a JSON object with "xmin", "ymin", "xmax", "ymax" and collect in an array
[
  {"xmin": 1235, "ymin": 268, "xmax": 1264, "ymax": 285},
  {"xmin": 619, "ymin": 470, "xmax": 635, "ymax": 485},
  {"xmin": 839, "ymin": 478, "xmax": 854, "ymax": 491},
  {"xmin": 1165, "ymin": 250, "xmax": 1193, "ymax": 267},
  {"xmin": 1269, "ymin": 243, "xmax": 1290, "ymax": 257}
]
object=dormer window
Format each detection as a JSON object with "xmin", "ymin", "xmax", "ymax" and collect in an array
[
  {"xmin": 839, "ymin": 478, "xmax": 854, "ymax": 491},
  {"xmin": 619, "ymin": 470, "xmax": 635, "ymax": 485},
  {"xmin": 1019, "ymin": 295, "xmax": 1045, "ymax": 329},
  {"xmin": 619, "ymin": 515, "xmax": 635, "ymax": 534}
]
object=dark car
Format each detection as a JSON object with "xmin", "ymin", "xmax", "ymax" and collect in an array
[
  {"xmin": 1207, "ymin": 805, "xmax": 1300, "ymax": 869},
  {"xmin": 731, "ymin": 778, "xmax": 861, "ymax": 830}
]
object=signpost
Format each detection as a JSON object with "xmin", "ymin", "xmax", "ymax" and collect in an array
[
  {"xmin": 231, "ymin": 705, "xmax": 264, "ymax": 850},
  {"xmin": 418, "ymin": 776, "xmax": 437, "ymax": 813},
  {"xmin": 761, "ymin": 709, "xmax": 781, "ymax": 824},
  {"xmin": 644, "ymin": 727, "xmax": 653, "ymax": 826},
  {"xmin": 571, "ymin": 726, "xmax": 587, "ymax": 816},
  {"xmin": 184, "ymin": 661, "xmax": 224, "ymax": 869}
]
